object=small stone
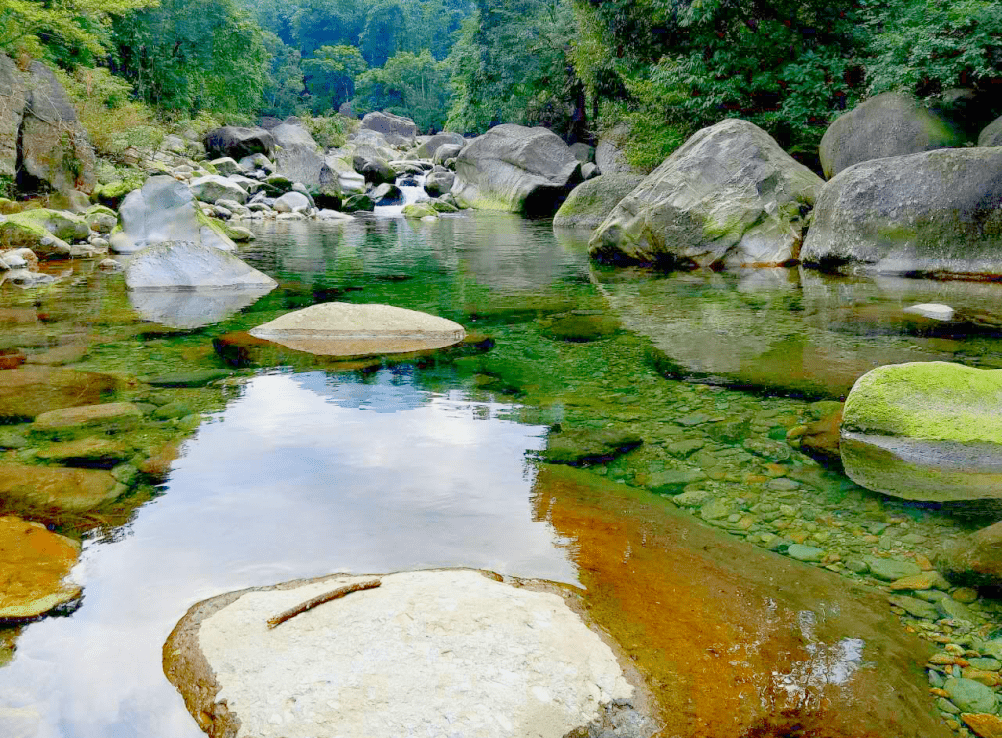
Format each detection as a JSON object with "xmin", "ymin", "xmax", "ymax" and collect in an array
[
  {"xmin": 938, "ymin": 597, "xmax": 979, "ymax": 624},
  {"xmin": 944, "ymin": 677, "xmax": 997, "ymax": 714},
  {"xmin": 845, "ymin": 559, "xmax": 869, "ymax": 574},
  {"xmin": 672, "ymin": 489, "xmax": 715, "ymax": 507},
  {"xmin": 936, "ymin": 697, "xmax": 961, "ymax": 714},
  {"xmin": 766, "ymin": 478, "xmax": 799, "ymax": 491},
  {"xmin": 889, "ymin": 571, "xmax": 951, "ymax": 591},
  {"xmin": 953, "ymin": 588, "xmax": 979, "ymax": 604},
  {"xmin": 962, "ymin": 668, "xmax": 1002, "ymax": 687},
  {"xmin": 962, "ymin": 712, "xmax": 1002, "ymax": 738},
  {"xmin": 699, "ymin": 498, "xmax": 731, "ymax": 521},
  {"xmin": 967, "ymin": 659, "xmax": 1001, "ymax": 672},
  {"xmin": 677, "ymin": 413, "xmax": 711, "ymax": 427},
  {"xmin": 143, "ymin": 369, "xmax": 232, "ymax": 387},
  {"xmin": 887, "ymin": 595, "xmax": 940, "ymax": 620},
  {"xmin": 31, "ymin": 402, "xmax": 142, "ymax": 439},
  {"xmin": 787, "ymin": 544, "xmax": 825, "ymax": 563},
  {"xmin": 865, "ymin": 556, "xmax": 922, "ymax": 582}
]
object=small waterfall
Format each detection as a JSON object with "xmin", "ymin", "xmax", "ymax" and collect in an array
[{"xmin": 374, "ymin": 173, "xmax": 428, "ymax": 217}]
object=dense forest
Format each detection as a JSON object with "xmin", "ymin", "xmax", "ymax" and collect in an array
[{"xmin": 2, "ymin": 0, "xmax": 1001, "ymax": 170}]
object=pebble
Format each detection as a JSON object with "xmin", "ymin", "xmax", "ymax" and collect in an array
[
  {"xmin": 787, "ymin": 544, "xmax": 825, "ymax": 563},
  {"xmin": 865, "ymin": 556, "xmax": 922, "ymax": 582}
]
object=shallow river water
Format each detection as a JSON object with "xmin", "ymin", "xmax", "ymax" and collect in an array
[{"xmin": 3, "ymin": 211, "xmax": 1002, "ymax": 737}]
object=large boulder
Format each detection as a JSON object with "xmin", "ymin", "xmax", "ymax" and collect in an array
[
  {"xmin": 271, "ymin": 117, "xmax": 326, "ymax": 188},
  {"xmin": 979, "ymin": 115, "xmax": 1002, "ymax": 147},
  {"xmin": 352, "ymin": 147, "xmax": 396, "ymax": 185},
  {"xmin": 553, "ymin": 174, "xmax": 644, "ymax": 229},
  {"xmin": 433, "ymin": 144, "xmax": 462, "ymax": 167},
  {"xmin": 595, "ymin": 122, "xmax": 643, "ymax": 175},
  {"xmin": 0, "ymin": 55, "xmax": 26, "ymax": 179},
  {"xmin": 125, "ymin": 241, "xmax": 277, "ymax": 291},
  {"xmin": 19, "ymin": 61, "xmax": 97, "ymax": 194},
  {"xmin": 0, "ymin": 211, "xmax": 74, "ymax": 258},
  {"xmin": 801, "ymin": 147, "xmax": 1002, "ymax": 278},
  {"xmin": 112, "ymin": 176, "xmax": 238, "ymax": 254},
  {"xmin": 413, "ymin": 132, "xmax": 465, "ymax": 160},
  {"xmin": 937, "ymin": 521, "xmax": 1002, "ymax": 588},
  {"xmin": 819, "ymin": 93, "xmax": 966, "ymax": 179},
  {"xmin": 0, "ymin": 515, "xmax": 81, "ymax": 619},
  {"xmin": 840, "ymin": 362, "xmax": 1002, "ymax": 502},
  {"xmin": 589, "ymin": 119, "xmax": 822, "ymax": 269},
  {"xmin": 202, "ymin": 126, "xmax": 275, "ymax": 160},
  {"xmin": 360, "ymin": 111, "xmax": 418, "ymax": 147},
  {"xmin": 452, "ymin": 124, "xmax": 582, "ymax": 216}
]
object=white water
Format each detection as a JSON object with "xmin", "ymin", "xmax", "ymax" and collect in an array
[{"xmin": 374, "ymin": 173, "xmax": 428, "ymax": 218}]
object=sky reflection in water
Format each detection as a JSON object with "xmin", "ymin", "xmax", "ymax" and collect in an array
[{"xmin": 0, "ymin": 370, "xmax": 576, "ymax": 738}]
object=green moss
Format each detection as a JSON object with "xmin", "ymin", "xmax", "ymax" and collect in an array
[
  {"xmin": 843, "ymin": 362, "xmax": 1002, "ymax": 443},
  {"xmin": 194, "ymin": 209, "xmax": 239, "ymax": 244},
  {"xmin": 402, "ymin": 203, "xmax": 438, "ymax": 219}
]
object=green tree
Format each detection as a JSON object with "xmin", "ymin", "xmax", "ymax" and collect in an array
[
  {"xmin": 111, "ymin": 0, "xmax": 269, "ymax": 117},
  {"xmin": 446, "ymin": 0, "xmax": 583, "ymax": 137},
  {"xmin": 302, "ymin": 44, "xmax": 367, "ymax": 114},
  {"xmin": 262, "ymin": 31, "xmax": 306, "ymax": 118},
  {"xmin": 359, "ymin": 0, "xmax": 408, "ymax": 67},
  {"xmin": 354, "ymin": 50, "xmax": 450, "ymax": 131},
  {"xmin": 1, "ymin": 0, "xmax": 155, "ymax": 65}
]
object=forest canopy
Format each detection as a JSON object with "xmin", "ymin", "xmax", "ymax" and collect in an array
[{"xmin": 2, "ymin": 0, "xmax": 999, "ymax": 165}]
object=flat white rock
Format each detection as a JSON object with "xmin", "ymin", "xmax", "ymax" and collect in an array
[
  {"xmin": 903, "ymin": 303, "xmax": 955, "ymax": 321},
  {"xmin": 125, "ymin": 241, "xmax": 278, "ymax": 291},
  {"xmin": 185, "ymin": 570, "xmax": 635, "ymax": 738},
  {"xmin": 248, "ymin": 302, "xmax": 466, "ymax": 356}
]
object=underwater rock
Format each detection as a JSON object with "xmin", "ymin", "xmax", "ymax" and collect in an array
[
  {"xmin": 0, "ymin": 367, "xmax": 119, "ymax": 422},
  {"xmin": 31, "ymin": 402, "xmax": 142, "ymax": 440},
  {"xmin": 249, "ymin": 302, "xmax": 466, "ymax": 357},
  {"xmin": 840, "ymin": 362, "xmax": 1002, "ymax": 501},
  {"xmin": 541, "ymin": 427, "xmax": 642, "ymax": 466},
  {"xmin": 0, "ymin": 515, "xmax": 81, "ymax": 619},
  {"xmin": 0, "ymin": 462, "xmax": 120, "ymax": 513},
  {"xmin": 164, "ymin": 569, "xmax": 655, "ymax": 738}
]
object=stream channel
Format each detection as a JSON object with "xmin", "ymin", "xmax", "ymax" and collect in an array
[{"xmin": 3, "ymin": 211, "xmax": 1002, "ymax": 737}]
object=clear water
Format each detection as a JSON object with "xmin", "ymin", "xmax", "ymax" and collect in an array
[{"xmin": 2, "ymin": 212, "xmax": 1001, "ymax": 737}]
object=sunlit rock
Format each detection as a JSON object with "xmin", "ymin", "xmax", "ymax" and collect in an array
[
  {"xmin": 249, "ymin": 302, "xmax": 465, "ymax": 356},
  {"xmin": 0, "ymin": 462, "xmax": 120, "ymax": 513},
  {"xmin": 126, "ymin": 241, "xmax": 276, "ymax": 293},
  {"xmin": 553, "ymin": 174, "xmax": 643, "ymax": 230},
  {"xmin": 164, "ymin": 569, "xmax": 655, "ymax": 738},
  {"xmin": 841, "ymin": 362, "xmax": 1002, "ymax": 501},
  {"xmin": 0, "ymin": 515, "xmax": 81, "ymax": 619}
]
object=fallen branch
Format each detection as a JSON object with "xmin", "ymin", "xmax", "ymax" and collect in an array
[{"xmin": 266, "ymin": 578, "xmax": 382, "ymax": 629}]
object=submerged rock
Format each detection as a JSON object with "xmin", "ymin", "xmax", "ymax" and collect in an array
[
  {"xmin": 802, "ymin": 148, "xmax": 1002, "ymax": 279},
  {"xmin": 249, "ymin": 302, "xmax": 465, "ymax": 356},
  {"xmin": 452, "ymin": 124, "xmax": 582, "ymax": 216},
  {"xmin": 937, "ymin": 521, "xmax": 1002, "ymax": 588},
  {"xmin": 164, "ymin": 569, "xmax": 654, "ymax": 738},
  {"xmin": 0, "ymin": 462, "xmax": 120, "ymax": 513},
  {"xmin": 128, "ymin": 284, "xmax": 276, "ymax": 329},
  {"xmin": 840, "ymin": 362, "xmax": 1002, "ymax": 501},
  {"xmin": 0, "ymin": 515, "xmax": 81, "ymax": 619},
  {"xmin": 589, "ymin": 120, "xmax": 822, "ymax": 269},
  {"xmin": 0, "ymin": 367, "xmax": 119, "ymax": 422},
  {"xmin": 31, "ymin": 402, "xmax": 142, "ymax": 440},
  {"xmin": 541, "ymin": 427, "xmax": 642, "ymax": 465},
  {"xmin": 529, "ymin": 465, "xmax": 953, "ymax": 738}
]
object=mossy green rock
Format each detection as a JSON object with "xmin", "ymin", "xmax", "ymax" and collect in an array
[
  {"xmin": 589, "ymin": 119, "xmax": 821, "ymax": 269},
  {"xmin": 944, "ymin": 677, "xmax": 996, "ymax": 714},
  {"xmin": 0, "ymin": 213, "xmax": 72, "ymax": 258},
  {"xmin": 6, "ymin": 208, "xmax": 88, "ymax": 242},
  {"xmin": 402, "ymin": 203, "xmax": 438, "ymax": 219},
  {"xmin": 541, "ymin": 427, "xmax": 642, "ymax": 466},
  {"xmin": 553, "ymin": 174, "xmax": 643, "ymax": 229},
  {"xmin": 841, "ymin": 362, "xmax": 1002, "ymax": 501},
  {"xmin": 541, "ymin": 313, "xmax": 621, "ymax": 342}
]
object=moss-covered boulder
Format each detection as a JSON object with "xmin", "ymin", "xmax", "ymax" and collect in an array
[
  {"xmin": 819, "ymin": 92, "xmax": 967, "ymax": 179},
  {"xmin": 0, "ymin": 213, "xmax": 72, "ymax": 258},
  {"xmin": 589, "ymin": 120, "xmax": 822, "ymax": 269},
  {"xmin": 6, "ymin": 208, "xmax": 88, "ymax": 241},
  {"xmin": 553, "ymin": 174, "xmax": 644, "ymax": 229},
  {"xmin": 802, "ymin": 147, "xmax": 1002, "ymax": 279},
  {"xmin": 402, "ymin": 203, "xmax": 438, "ymax": 219},
  {"xmin": 840, "ymin": 362, "xmax": 1002, "ymax": 501},
  {"xmin": 94, "ymin": 179, "xmax": 139, "ymax": 209}
]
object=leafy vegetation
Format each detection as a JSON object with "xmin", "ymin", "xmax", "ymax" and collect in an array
[{"xmin": 355, "ymin": 51, "xmax": 451, "ymax": 132}]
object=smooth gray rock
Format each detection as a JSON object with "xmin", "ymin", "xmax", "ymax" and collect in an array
[
  {"xmin": 819, "ymin": 93, "xmax": 966, "ymax": 179},
  {"xmin": 125, "ymin": 241, "xmax": 277, "ymax": 291},
  {"xmin": 803, "ymin": 147, "xmax": 1002, "ymax": 279},
  {"xmin": 413, "ymin": 132, "xmax": 465, "ymax": 160},
  {"xmin": 569, "ymin": 142, "xmax": 595, "ymax": 163},
  {"xmin": 423, "ymin": 170, "xmax": 455, "ymax": 198},
  {"xmin": 434, "ymin": 144, "xmax": 462, "ymax": 167},
  {"xmin": 189, "ymin": 175, "xmax": 248, "ymax": 205},
  {"xmin": 209, "ymin": 157, "xmax": 241, "ymax": 176},
  {"xmin": 273, "ymin": 191, "xmax": 311, "ymax": 213},
  {"xmin": 595, "ymin": 123, "xmax": 642, "ymax": 175},
  {"xmin": 452, "ymin": 124, "xmax": 582, "ymax": 216},
  {"xmin": 272, "ymin": 119, "xmax": 326, "ymax": 188},
  {"xmin": 360, "ymin": 111, "xmax": 417, "ymax": 147},
  {"xmin": 352, "ymin": 147, "xmax": 396, "ymax": 185},
  {"xmin": 113, "ymin": 176, "xmax": 237, "ymax": 253},
  {"xmin": 238, "ymin": 153, "xmax": 275, "ymax": 174},
  {"xmin": 978, "ymin": 115, "xmax": 1002, "ymax": 147},
  {"xmin": 370, "ymin": 183, "xmax": 403, "ymax": 206},
  {"xmin": 589, "ymin": 119, "xmax": 822, "ymax": 269},
  {"xmin": 864, "ymin": 556, "xmax": 921, "ymax": 581},
  {"xmin": 553, "ymin": 174, "xmax": 644, "ymax": 229}
]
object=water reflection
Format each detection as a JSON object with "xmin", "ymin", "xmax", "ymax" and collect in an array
[{"xmin": 0, "ymin": 370, "xmax": 575, "ymax": 738}]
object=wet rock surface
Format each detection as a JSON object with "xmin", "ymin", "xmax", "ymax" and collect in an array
[
  {"xmin": 0, "ymin": 515, "xmax": 80, "ymax": 619},
  {"xmin": 164, "ymin": 569, "xmax": 655, "ymax": 738}
]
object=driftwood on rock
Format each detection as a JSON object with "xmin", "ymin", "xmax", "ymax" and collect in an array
[{"xmin": 266, "ymin": 578, "xmax": 381, "ymax": 628}]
